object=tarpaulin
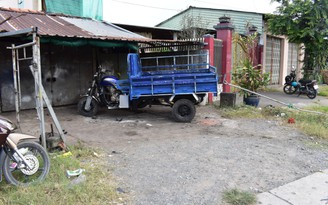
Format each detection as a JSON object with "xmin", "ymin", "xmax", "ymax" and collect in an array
[
  {"xmin": 45, "ymin": 0, "xmax": 103, "ymax": 20},
  {"xmin": 40, "ymin": 37, "xmax": 138, "ymax": 51}
]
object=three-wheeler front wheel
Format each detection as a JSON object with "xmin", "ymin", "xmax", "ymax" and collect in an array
[
  {"xmin": 77, "ymin": 96, "xmax": 98, "ymax": 117},
  {"xmin": 172, "ymin": 99, "xmax": 195, "ymax": 122}
]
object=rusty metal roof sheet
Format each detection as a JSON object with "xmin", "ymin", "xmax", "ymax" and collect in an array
[{"xmin": 0, "ymin": 7, "xmax": 148, "ymax": 42}]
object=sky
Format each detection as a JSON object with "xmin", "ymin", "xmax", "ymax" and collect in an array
[{"xmin": 103, "ymin": 0, "xmax": 280, "ymax": 27}]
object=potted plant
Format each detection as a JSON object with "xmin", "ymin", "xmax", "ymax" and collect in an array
[
  {"xmin": 233, "ymin": 59, "xmax": 270, "ymax": 106},
  {"xmin": 233, "ymin": 32, "xmax": 270, "ymax": 107}
]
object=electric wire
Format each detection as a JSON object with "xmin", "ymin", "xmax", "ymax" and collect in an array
[
  {"xmin": 190, "ymin": 0, "xmax": 251, "ymax": 11},
  {"xmin": 109, "ymin": 0, "xmax": 180, "ymax": 11},
  {"xmin": 109, "ymin": 0, "xmax": 259, "ymax": 13}
]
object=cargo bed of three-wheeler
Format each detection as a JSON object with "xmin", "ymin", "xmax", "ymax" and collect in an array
[{"xmin": 126, "ymin": 52, "xmax": 219, "ymax": 122}]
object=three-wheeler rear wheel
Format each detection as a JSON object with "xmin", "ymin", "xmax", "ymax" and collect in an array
[{"xmin": 172, "ymin": 99, "xmax": 195, "ymax": 122}]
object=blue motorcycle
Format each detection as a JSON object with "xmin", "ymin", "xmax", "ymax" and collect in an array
[{"xmin": 78, "ymin": 67, "xmax": 123, "ymax": 117}]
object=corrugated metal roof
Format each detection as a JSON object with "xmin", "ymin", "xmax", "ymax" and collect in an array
[
  {"xmin": 0, "ymin": 7, "xmax": 148, "ymax": 42},
  {"xmin": 61, "ymin": 16, "xmax": 146, "ymax": 39}
]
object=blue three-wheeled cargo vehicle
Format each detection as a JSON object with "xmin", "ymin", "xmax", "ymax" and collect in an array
[{"xmin": 78, "ymin": 52, "xmax": 219, "ymax": 122}]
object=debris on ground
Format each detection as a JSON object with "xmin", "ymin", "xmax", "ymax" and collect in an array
[
  {"xmin": 116, "ymin": 187, "xmax": 126, "ymax": 193},
  {"xmin": 199, "ymin": 118, "xmax": 220, "ymax": 126},
  {"xmin": 66, "ymin": 168, "xmax": 85, "ymax": 178},
  {"xmin": 288, "ymin": 118, "xmax": 296, "ymax": 124}
]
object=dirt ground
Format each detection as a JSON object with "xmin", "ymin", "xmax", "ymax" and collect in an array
[{"xmin": 2, "ymin": 102, "xmax": 328, "ymax": 205}]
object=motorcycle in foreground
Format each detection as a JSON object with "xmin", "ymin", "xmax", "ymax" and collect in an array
[
  {"xmin": 0, "ymin": 116, "xmax": 50, "ymax": 186},
  {"xmin": 283, "ymin": 68, "xmax": 319, "ymax": 99},
  {"xmin": 78, "ymin": 67, "xmax": 126, "ymax": 117}
]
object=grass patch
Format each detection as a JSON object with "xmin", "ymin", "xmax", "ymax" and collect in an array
[
  {"xmin": 290, "ymin": 110, "xmax": 328, "ymax": 138},
  {"xmin": 304, "ymin": 141, "xmax": 328, "ymax": 150},
  {"xmin": 262, "ymin": 106, "xmax": 328, "ymax": 139},
  {"xmin": 0, "ymin": 142, "xmax": 127, "ymax": 205},
  {"xmin": 318, "ymin": 85, "xmax": 328, "ymax": 97},
  {"xmin": 305, "ymin": 105, "xmax": 328, "ymax": 113},
  {"xmin": 218, "ymin": 105, "xmax": 328, "ymax": 139},
  {"xmin": 217, "ymin": 104, "xmax": 264, "ymax": 119},
  {"xmin": 222, "ymin": 189, "xmax": 256, "ymax": 205}
]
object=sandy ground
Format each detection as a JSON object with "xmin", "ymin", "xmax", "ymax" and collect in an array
[{"xmin": 2, "ymin": 95, "xmax": 328, "ymax": 205}]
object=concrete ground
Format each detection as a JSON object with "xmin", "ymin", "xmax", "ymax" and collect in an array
[
  {"xmin": 1, "ymin": 85, "xmax": 327, "ymax": 205},
  {"xmin": 257, "ymin": 169, "xmax": 328, "ymax": 205}
]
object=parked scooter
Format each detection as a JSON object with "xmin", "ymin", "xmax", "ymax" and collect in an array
[
  {"xmin": 0, "ymin": 116, "xmax": 50, "ymax": 186},
  {"xmin": 283, "ymin": 67, "xmax": 319, "ymax": 99},
  {"xmin": 78, "ymin": 67, "xmax": 124, "ymax": 117}
]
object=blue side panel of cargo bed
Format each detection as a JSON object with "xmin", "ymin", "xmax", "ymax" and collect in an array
[
  {"xmin": 127, "ymin": 53, "xmax": 218, "ymax": 100},
  {"xmin": 116, "ymin": 79, "xmax": 130, "ymax": 94}
]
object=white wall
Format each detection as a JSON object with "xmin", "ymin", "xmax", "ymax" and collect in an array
[
  {"xmin": 0, "ymin": 0, "xmax": 41, "ymax": 10},
  {"xmin": 0, "ymin": 0, "xmax": 17, "ymax": 8}
]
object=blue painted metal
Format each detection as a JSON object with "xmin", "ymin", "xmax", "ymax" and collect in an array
[
  {"xmin": 100, "ymin": 76, "xmax": 130, "ymax": 94},
  {"xmin": 100, "ymin": 75, "xmax": 119, "ymax": 87},
  {"xmin": 126, "ymin": 53, "xmax": 218, "ymax": 100},
  {"xmin": 115, "ymin": 79, "xmax": 130, "ymax": 94}
]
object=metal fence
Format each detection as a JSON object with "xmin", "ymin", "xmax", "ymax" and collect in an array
[
  {"xmin": 138, "ymin": 38, "xmax": 205, "ymax": 53},
  {"xmin": 140, "ymin": 50, "xmax": 210, "ymax": 72}
]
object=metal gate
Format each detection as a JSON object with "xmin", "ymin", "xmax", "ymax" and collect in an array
[
  {"xmin": 287, "ymin": 42, "xmax": 299, "ymax": 74},
  {"xmin": 214, "ymin": 39, "xmax": 223, "ymax": 82},
  {"xmin": 265, "ymin": 36, "xmax": 282, "ymax": 84}
]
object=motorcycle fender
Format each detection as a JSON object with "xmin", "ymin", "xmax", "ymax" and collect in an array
[
  {"xmin": 80, "ymin": 94, "xmax": 99, "ymax": 103},
  {"xmin": 7, "ymin": 133, "xmax": 37, "ymax": 146}
]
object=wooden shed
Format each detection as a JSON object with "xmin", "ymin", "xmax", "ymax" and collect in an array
[{"xmin": 0, "ymin": 7, "xmax": 147, "ymax": 112}]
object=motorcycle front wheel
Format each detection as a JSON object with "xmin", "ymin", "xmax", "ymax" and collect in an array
[
  {"xmin": 77, "ymin": 96, "xmax": 99, "ymax": 117},
  {"xmin": 307, "ymin": 87, "xmax": 317, "ymax": 99},
  {"xmin": 3, "ymin": 141, "xmax": 50, "ymax": 186},
  {"xmin": 283, "ymin": 84, "xmax": 297, "ymax": 94}
]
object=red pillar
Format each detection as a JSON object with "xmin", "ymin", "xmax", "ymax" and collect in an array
[
  {"xmin": 214, "ymin": 16, "xmax": 234, "ymax": 93},
  {"xmin": 203, "ymin": 35, "xmax": 215, "ymax": 104},
  {"xmin": 204, "ymin": 35, "xmax": 215, "ymax": 66}
]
